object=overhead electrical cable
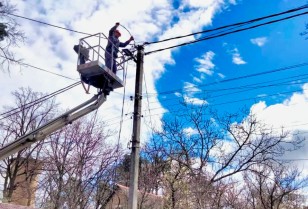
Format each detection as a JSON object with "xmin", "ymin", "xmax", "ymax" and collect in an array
[
  {"xmin": 93, "ymin": 87, "xmax": 308, "ymax": 130},
  {"xmin": 145, "ymin": 4, "xmax": 308, "ymax": 45},
  {"xmin": 145, "ymin": 11, "xmax": 308, "ymax": 55},
  {"xmin": 141, "ymin": 87, "xmax": 307, "ymax": 115},
  {"xmin": 143, "ymin": 73, "xmax": 154, "ymax": 129},
  {"xmin": 146, "ymin": 72, "xmax": 308, "ymax": 105},
  {"xmin": 118, "ymin": 62, "xmax": 129, "ymax": 143},
  {"xmin": 1, "ymin": 56, "xmax": 78, "ymax": 81},
  {"xmin": 0, "ymin": 81, "xmax": 81, "ymax": 121},
  {"xmin": 207, "ymin": 80, "xmax": 308, "ymax": 100},
  {"xmin": 102, "ymin": 107, "xmax": 308, "ymax": 138},
  {"xmin": 144, "ymin": 63, "xmax": 308, "ymax": 96},
  {"xmin": 154, "ymin": 76, "xmax": 308, "ymax": 105},
  {"xmin": 5, "ymin": 13, "xmax": 92, "ymax": 36}
]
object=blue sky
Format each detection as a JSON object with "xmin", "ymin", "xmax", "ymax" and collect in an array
[
  {"xmin": 1, "ymin": 0, "xmax": 308, "ymax": 173},
  {"xmin": 154, "ymin": 0, "xmax": 307, "ymax": 118}
]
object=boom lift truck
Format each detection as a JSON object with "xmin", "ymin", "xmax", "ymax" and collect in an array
[{"xmin": 0, "ymin": 33, "xmax": 133, "ymax": 160}]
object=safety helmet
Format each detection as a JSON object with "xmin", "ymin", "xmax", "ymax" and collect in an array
[{"xmin": 114, "ymin": 30, "xmax": 121, "ymax": 36}]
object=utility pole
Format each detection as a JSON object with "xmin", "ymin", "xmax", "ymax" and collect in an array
[{"xmin": 128, "ymin": 45, "xmax": 144, "ymax": 209}]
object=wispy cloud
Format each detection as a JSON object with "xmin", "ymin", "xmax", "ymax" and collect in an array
[
  {"xmin": 193, "ymin": 76, "xmax": 202, "ymax": 83},
  {"xmin": 217, "ymin": 73, "xmax": 225, "ymax": 78},
  {"xmin": 183, "ymin": 127, "xmax": 198, "ymax": 136},
  {"xmin": 181, "ymin": 82, "xmax": 208, "ymax": 105},
  {"xmin": 231, "ymin": 48, "xmax": 246, "ymax": 65},
  {"xmin": 175, "ymin": 92, "xmax": 182, "ymax": 97},
  {"xmin": 183, "ymin": 82, "xmax": 202, "ymax": 96},
  {"xmin": 229, "ymin": 0, "xmax": 237, "ymax": 5},
  {"xmin": 250, "ymin": 37, "xmax": 268, "ymax": 47},
  {"xmin": 174, "ymin": 87, "xmax": 207, "ymax": 106},
  {"xmin": 183, "ymin": 95, "xmax": 208, "ymax": 105},
  {"xmin": 195, "ymin": 51, "xmax": 216, "ymax": 75}
]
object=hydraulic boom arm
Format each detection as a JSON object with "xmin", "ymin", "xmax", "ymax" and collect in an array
[{"xmin": 0, "ymin": 93, "xmax": 106, "ymax": 160}]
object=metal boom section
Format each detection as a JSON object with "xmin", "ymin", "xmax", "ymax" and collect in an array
[{"xmin": 0, "ymin": 94, "xmax": 106, "ymax": 160}]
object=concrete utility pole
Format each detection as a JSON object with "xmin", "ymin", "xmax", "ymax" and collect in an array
[{"xmin": 128, "ymin": 45, "xmax": 144, "ymax": 209}]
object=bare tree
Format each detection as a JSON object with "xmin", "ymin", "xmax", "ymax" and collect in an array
[
  {"xmin": 140, "ymin": 137, "xmax": 169, "ymax": 193},
  {"xmin": 162, "ymin": 160, "xmax": 191, "ymax": 209},
  {"xmin": 0, "ymin": 0, "xmax": 25, "ymax": 72},
  {"xmin": 146, "ymin": 103, "xmax": 306, "ymax": 208},
  {"xmin": 157, "ymin": 103, "xmax": 303, "ymax": 179},
  {"xmin": 37, "ymin": 114, "xmax": 121, "ymax": 209},
  {"xmin": 138, "ymin": 148, "xmax": 168, "ymax": 209},
  {"xmin": 114, "ymin": 154, "xmax": 131, "ymax": 187},
  {"xmin": 243, "ymin": 163, "xmax": 308, "ymax": 209},
  {"xmin": 0, "ymin": 87, "xmax": 57, "ymax": 205}
]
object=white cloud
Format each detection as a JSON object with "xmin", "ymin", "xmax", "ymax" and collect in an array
[
  {"xmin": 183, "ymin": 95, "xmax": 208, "ymax": 105},
  {"xmin": 249, "ymin": 83, "xmax": 308, "ymax": 174},
  {"xmin": 183, "ymin": 127, "xmax": 198, "ymax": 136},
  {"xmin": 195, "ymin": 51, "xmax": 216, "ymax": 75},
  {"xmin": 250, "ymin": 85, "xmax": 308, "ymax": 131},
  {"xmin": 229, "ymin": 0, "xmax": 237, "ymax": 5},
  {"xmin": 231, "ymin": 48, "xmax": 246, "ymax": 65},
  {"xmin": 1, "ymin": 0, "xmax": 231, "ymax": 146},
  {"xmin": 183, "ymin": 82, "xmax": 202, "ymax": 95},
  {"xmin": 175, "ymin": 92, "xmax": 182, "ymax": 97},
  {"xmin": 182, "ymin": 0, "xmax": 225, "ymax": 8},
  {"xmin": 193, "ymin": 76, "xmax": 202, "ymax": 83},
  {"xmin": 217, "ymin": 73, "xmax": 225, "ymax": 78},
  {"xmin": 250, "ymin": 37, "xmax": 268, "ymax": 47},
  {"xmin": 181, "ymin": 82, "xmax": 208, "ymax": 105}
]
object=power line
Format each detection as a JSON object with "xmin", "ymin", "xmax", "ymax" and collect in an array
[
  {"xmin": 0, "ymin": 81, "xmax": 81, "ymax": 121},
  {"xmin": 145, "ymin": 71, "xmax": 308, "ymax": 106},
  {"xmin": 145, "ymin": 11, "xmax": 308, "ymax": 55},
  {"xmin": 279, "ymin": 159, "xmax": 308, "ymax": 161},
  {"xmin": 1, "ymin": 56, "xmax": 78, "ymax": 81},
  {"xmin": 145, "ymin": 4, "xmax": 308, "ymax": 45},
  {"xmin": 144, "ymin": 62, "xmax": 308, "ymax": 96},
  {"xmin": 207, "ymin": 80, "xmax": 308, "ymax": 100},
  {"xmin": 164, "ymin": 76, "xmax": 308, "ymax": 105},
  {"xmin": 137, "ymin": 63, "xmax": 308, "ymax": 116},
  {"xmin": 100, "ymin": 84, "xmax": 308, "ymax": 125},
  {"xmin": 6, "ymin": 13, "xmax": 92, "ymax": 36},
  {"xmin": 141, "ymin": 86, "xmax": 307, "ymax": 117},
  {"xmin": 118, "ymin": 62, "xmax": 129, "ymax": 142},
  {"xmin": 143, "ymin": 72, "xmax": 154, "ymax": 129}
]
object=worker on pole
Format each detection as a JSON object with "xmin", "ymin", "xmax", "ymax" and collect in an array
[{"xmin": 105, "ymin": 22, "xmax": 134, "ymax": 74}]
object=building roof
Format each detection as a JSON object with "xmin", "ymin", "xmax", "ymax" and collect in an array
[{"xmin": 0, "ymin": 203, "xmax": 36, "ymax": 209}]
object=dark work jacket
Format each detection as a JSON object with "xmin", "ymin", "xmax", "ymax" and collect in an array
[{"xmin": 105, "ymin": 25, "xmax": 130, "ymax": 58}]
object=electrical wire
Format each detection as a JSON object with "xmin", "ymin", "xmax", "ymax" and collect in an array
[
  {"xmin": 5, "ymin": 13, "xmax": 92, "ymax": 36},
  {"xmin": 148, "ymin": 74, "xmax": 308, "ymax": 105},
  {"xmin": 140, "ymin": 86, "xmax": 308, "ymax": 117},
  {"xmin": 98, "ymin": 84, "xmax": 308, "ymax": 128},
  {"xmin": 0, "ymin": 55, "xmax": 78, "ymax": 81},
  {"xmin": 145, "ymin": 11, "xmax": 308, "ymax": 55},
  {"xmin": 120, "ymin": 24, "xmax": 136, "ymax": 44},
  {"xmin": 118, "ymin": 62, "xmax": 129, "ymax": 143},
  {"xmin": 0, "ymin": 81, "xmax": 81, "ymax": 121},
  {"xmin": 113, "ymin": 58, "xmax": 130, "ymax": 184},
  {"xmin": 96, "ymin": 64, "xmax": 308, "ymax": 126},
  {"xmin": 145, "ymin": 4, "xmax": 308, "ymax": 45},
  {"xmin": 143, "ymin": 72, "xmax": 154, "ymax": 129},
  {"xmin": 144, "ymin": 62, "xmax": 308, "ymax": 96},
  {"xmin": 86, "ymin": 63, "xmax": 308, "ymax": 128}
]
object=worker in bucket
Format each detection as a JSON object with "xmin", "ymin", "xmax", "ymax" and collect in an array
[{"xmin": 105, "ymin": 22, "xmax": 134, "ymax": 74}]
